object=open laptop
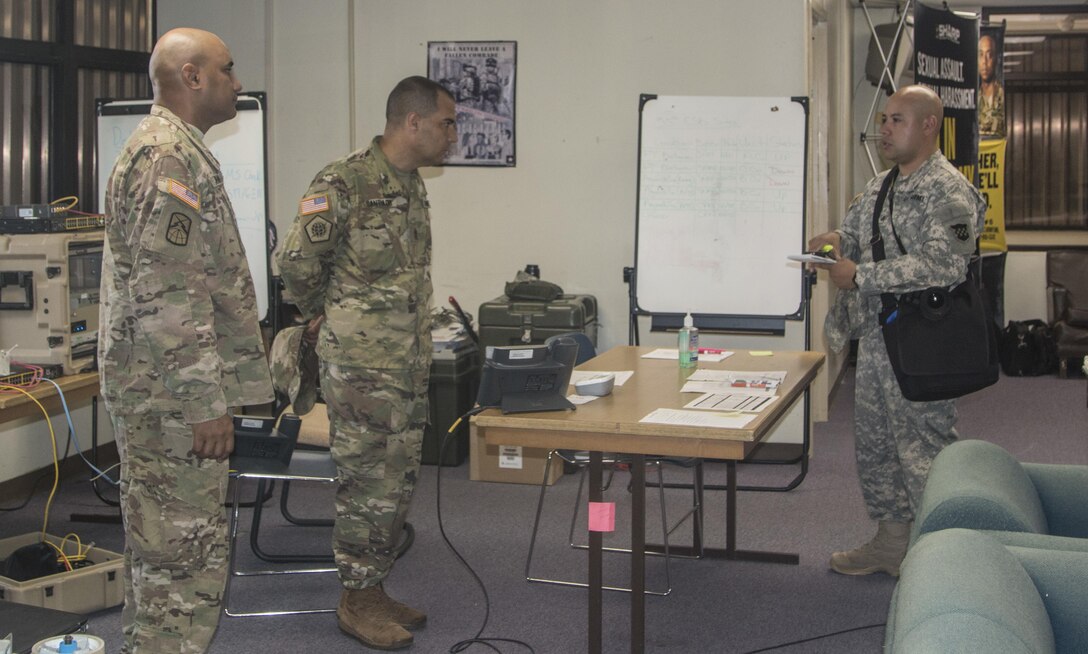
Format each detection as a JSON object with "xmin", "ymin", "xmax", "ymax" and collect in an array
[
  {"xmin": 229, "ymin": 414, "xmax": 301, "ymax": 475},
  {"xmin": 0, "ymin": 600, "xmax": 87, "ymax": 654}
]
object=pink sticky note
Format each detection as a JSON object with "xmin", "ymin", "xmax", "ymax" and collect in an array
[{"xmin": 588, "ymin": 502, "xmax": 616, "ymax": 532}]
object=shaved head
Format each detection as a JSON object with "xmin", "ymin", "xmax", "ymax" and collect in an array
[
  {"xmin": 895, "ymin": 84, "xmax": 944, "ymax": 125},
  {"xmin": 149, "ymin": 28, "xmax": 241, "ymax": 133}
]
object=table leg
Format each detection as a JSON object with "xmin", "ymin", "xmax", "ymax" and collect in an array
[
  {"xmin": 630, "ymin": 453, "xmax": 645, "ymax": 654},
  {"xmin": 589, "ymin": 451, "xmax": 603, "ymax": 654},
  {"xmin": 645, "ymin": 460, "xmax": 797, "ymax": 564}
]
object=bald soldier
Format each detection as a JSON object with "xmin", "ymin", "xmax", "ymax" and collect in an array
[
  {"xmin": 98, "ymin": 28, "xmax": 273, "ymax": 653},
  {"xmin": 808, "ymin": 85, "xmax": 986, "ymax": 577},
  {"xmin": 277, "ymin": 76, "xmax": 456, "ymax": 650}
]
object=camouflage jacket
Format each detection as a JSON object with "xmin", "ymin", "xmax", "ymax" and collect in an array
[
  {"xmin": 825, "ymin": 151, "xmax": 986, "ymax": 350},
  {"xmin": 979, "ymin": 85, "xmax": 1005, "ymax": 139},
  {"xmin": 277, "ymin": 137, "xmax": 434, "ymax": 370},
  {"xmin": 98, "ymin": 105, "xmax": 273, "ymax": 422}
]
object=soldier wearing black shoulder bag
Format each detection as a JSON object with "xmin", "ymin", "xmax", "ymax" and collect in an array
[{"xmin": 807, "ymin": 86, "xmax": 989, "ymax": 580}]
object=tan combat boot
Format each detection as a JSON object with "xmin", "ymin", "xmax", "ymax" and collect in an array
[
  {"xmin": 829, "ymin": 520, "xmax": 912, "ymax": 577},
  {"xmin": 377, "ymin": 582, "xmax": 427, "ymax": 630},
  {"xmin": 338, "ymin": 587, "xmax": 413, "ymax": 650}
]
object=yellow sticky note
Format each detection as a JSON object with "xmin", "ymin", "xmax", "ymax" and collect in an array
[{"xmin": 749, "ymin": 351, "xmax": 774, "ymax": 357}]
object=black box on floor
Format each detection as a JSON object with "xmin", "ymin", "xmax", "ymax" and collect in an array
[
  {"xmin": 477, "ymin": 294, "xmax": 598, "ymax": 348},
  {"xmin": 424, "ymin": 342, "xmax": 480, "ymax": 466}
]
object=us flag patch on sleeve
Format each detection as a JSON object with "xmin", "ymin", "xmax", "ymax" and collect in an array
[
  {"xmin": 167, "ymin": 179, "xmax": 200, "ymax": 210},
  {"xmin": 300, "ymin": 194, "xmax": 329, "ymax": 216}
]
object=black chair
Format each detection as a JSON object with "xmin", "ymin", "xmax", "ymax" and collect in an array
[
  {"xmin": 1046, "ymin": 250, "xmax": 1088, "ymax": 378},
  {"xmin": 524, "ymin": 333, "xmax": 703, "ymax": 595}
]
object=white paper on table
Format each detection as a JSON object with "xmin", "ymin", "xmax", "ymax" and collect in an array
[
  {"xmin": 681, "ymin": 381, "xmax": 776, "ymax": 396},
  {"xmin": 641, "ymin": 348, "xmax": 679, "ymax": 360},
  {"xmin": 639, "ymin": 408, "xmax": 755, "ymax": 429},
  {"xmin": 568, "ymin": 370, "xmax": 635, "ymax": 386},
  {"xmin": 567, "ymin": 394, "xmax": 601, "ymax": 405},
  {"xmin": 684, "ymin": 392, "xmax": 778, "ymax": 413},
  {"xmin": 697, "ymin": 351, "xmax": 733, "ymax": 362}
]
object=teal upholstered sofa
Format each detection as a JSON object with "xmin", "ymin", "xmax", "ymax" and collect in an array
[
  {"xmin": 885, "ymin": 528, "xmax": 1088, "ymax": 653},
  {"xmin": 912, "ymin": 439, "xmax": 1088, "ymax": 551}
]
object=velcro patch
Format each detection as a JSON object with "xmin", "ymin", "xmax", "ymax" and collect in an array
[
  {"xmin": 299, "ymin": 194, "xmax": 329, "ymax": 216},
  {"xmin": 166, "ymin": 212, "xmax": 192, "ymax": 246},
  {"xmin": 950, "ymin": 224, "xmax": 970, "ymax": 241},
  {"xmin": 167, "ymin": 179, "xmax": 200, "ymax": 211},
  {"xmin": 305, "ymin": 215, "xmax": 332, "ymax": 243}
]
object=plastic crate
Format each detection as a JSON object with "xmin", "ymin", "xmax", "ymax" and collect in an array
[{"xmin": 0, "ymin": 533, "xmax": 123, "ymax": 614}]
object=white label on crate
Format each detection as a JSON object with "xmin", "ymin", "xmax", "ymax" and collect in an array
[
  {"xmin": 240, "ymin": 418, "xmax": 264, "ymax": 429},
  {"xmin": 498, "ymin": 445, "xmax": 524, "ymax": 469},
  {"xmin": 18, "ymin": 207, "xmax": 35, "ymax": 218},
  {"xmin": 508, "ymin": 349, "xmax": 534, "ymax": 360}
]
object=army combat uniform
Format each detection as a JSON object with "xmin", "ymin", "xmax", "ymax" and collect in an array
[
  {"xmin": 99, "ymin": 105, "xmax": 274, "ymax": 653},
  {"xmin": 978, "ymin": 84, "xmax": 1006, "ymax": 138},
  {"xmin": 277, "ymin": 137, "xmax": 433, "ymax": 589},
  {"xmin": 826, "ymin": 151, "xmax": 986, "ymax": 523}
]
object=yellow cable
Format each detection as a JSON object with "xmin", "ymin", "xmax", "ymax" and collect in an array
[
  {"xmin": 49, "ymin": 195, "xmax": 79, "ymax": 211},
  {"xmin": 0, "ymin": 384, "xmax": 61, "ymax": 541},
  {"xmin": 41, "ymin": 539, "xmax": 73, "ymax": 572}
]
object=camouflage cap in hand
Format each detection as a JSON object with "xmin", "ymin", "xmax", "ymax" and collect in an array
[{"xmin": 269, "ymin": 325, "xmax": 319, "ymax": 415}]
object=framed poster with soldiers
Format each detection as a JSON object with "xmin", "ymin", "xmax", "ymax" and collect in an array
[{"xmin": 427, "ymin": 40, "xmax": 516, "ymax": 167}]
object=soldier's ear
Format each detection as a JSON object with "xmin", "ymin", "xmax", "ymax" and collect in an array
[{"xmin": 181, "ymin": 62, "xmax": 201, "ymax": 90}]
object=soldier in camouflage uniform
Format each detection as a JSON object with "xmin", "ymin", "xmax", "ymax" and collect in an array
[
  {"xmin": 978, "ymin": 34, "xmax": 1005, "ymax": 138},
  {"xmin": 98, "ymin": 29, "xmax": 273, "ymax": 653},
  {"xmin": 810, "ymin": 85, "xmax": 986, "ymax": 577},
  {"xmin": 276, "ymin": 76, "xmax": 456, "ymax": 651}
]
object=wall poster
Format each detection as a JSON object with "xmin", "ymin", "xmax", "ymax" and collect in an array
[{"xmin": 427, "ymin": 40, "xmax": 516, "ymax": 167}]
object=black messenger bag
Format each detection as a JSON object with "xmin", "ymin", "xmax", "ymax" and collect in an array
[{"xmin": 870, "ymin": 168, "xmax": 999, "ymax": 402}]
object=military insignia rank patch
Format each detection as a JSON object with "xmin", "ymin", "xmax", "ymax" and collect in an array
[
  {"xmin": 950, "ymin": 224, "xmax": 970, "ymax": 241},
  {"xmin": 300, "ymin": 194, "xmax": 329, "ymax": 216},
  {"xmin": 167, "ymin": 179, "xmax": 200, "ymax": 210},
  {"xmin": 166, "ymin": 212, "xmax": 192, "ymax": 246},
  {"xmin": 305, "ymin": 215, "xmax": 332, "ymax": 243}
]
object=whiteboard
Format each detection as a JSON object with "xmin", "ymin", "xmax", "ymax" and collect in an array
[
  {"xmin": 635, "ymin": 95, "xmax": 808, "ymax": 319},
  {"xmin": 96, "ymin": 94, "xmax": 270, "ymax": 321}
]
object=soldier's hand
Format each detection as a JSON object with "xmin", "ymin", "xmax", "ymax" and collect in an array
[
  {"xmin": 829, "ymin": 258, "xmax": 858, "ymax": 290},
  {"xmin": 191, "ymin": 415, "xmax": 235, "ymax": 461},
  {"xmin": 303, "ymin": 314, "xmax": 325, "ymax": 345},
  {"xmin": 806, "ymin": 231, "xmax": 841, "ymax": 262}
]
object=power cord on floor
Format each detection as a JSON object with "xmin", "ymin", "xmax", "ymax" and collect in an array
[
  {"xmin": 435, "ymin": 407, "xmax": 534, "ymax": 654},
  {"xmin": 740, "ymin": 622, "xmax": 886, "ymax": 653}
]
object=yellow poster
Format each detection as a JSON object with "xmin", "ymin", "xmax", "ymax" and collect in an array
[{"xmin": 978, "ymin": 138, "xmax": 1007, "ymax": 252}]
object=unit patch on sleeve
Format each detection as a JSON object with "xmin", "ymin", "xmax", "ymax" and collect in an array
[
  {"xmin": 300, "ymin": 194, "xmax": 329, "ymax": 216},
  {"xmin": 166, "ymin": 212, "xmax": 192, "ymax": 246},
  {"xmin": 167, "ymin": 179, "xmax": 201, "ymax": 211},
  {"xmin": 305, "ymin": 215, "xmax": 332, "ymax": 244},
  {"xmin": 950, "ymin": 224, "xmax": 970, "ymax": 241}
]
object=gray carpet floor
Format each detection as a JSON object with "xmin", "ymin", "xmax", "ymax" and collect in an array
[{"xmin": 3, "ymin": 368, "xmax": 1085, "ymax": 653}]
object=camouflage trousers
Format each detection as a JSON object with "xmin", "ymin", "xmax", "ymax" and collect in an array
[
  {"xmin": 321, "ymin": 362, "xmax": 429, "ymax": 589},
  {"xmin": 110, "ymin": 410, "xmax": 229, "ymax": 654},
  {"xmin": 854, "ymin": 327, "xmax": 958, "ymax": 522}
]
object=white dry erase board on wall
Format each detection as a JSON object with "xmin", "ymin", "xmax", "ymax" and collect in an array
[
  {"xmin": 634, "ymin": 95, "xmax": 808, "ymax": 322},
  {"xmin": 96, "ymin": 94, "xmax": 271, "ymax": 321}
]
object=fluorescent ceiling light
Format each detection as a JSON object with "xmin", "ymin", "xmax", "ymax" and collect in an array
[
  {"xmin": 1003, "ymin": 51, "xmax": 1036, "ymax": 57},
  {"xmin": 1003, "ymin": 60, "xmax": 1023, "ymax": 67},
  {"xmin": 1005, "ymin": 36, "xmax": 1047, "ymax": 44}
]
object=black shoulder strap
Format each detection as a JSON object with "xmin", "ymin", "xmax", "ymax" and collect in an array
[{"xmin": 870, "ymin": 168, "xmax": 900, "ymax": 323}]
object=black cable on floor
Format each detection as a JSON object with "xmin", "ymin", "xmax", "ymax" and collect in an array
[
  {"xmin": 741, "ymin": 622, "xmax": 886, "ymax": 653},
  {"xmin": 435, "ymin": 407, "xmax": 534, "ymax": 654},
  {"xmin": 1, "ymin": 426, "xmax": 74, "ymax": 512}
]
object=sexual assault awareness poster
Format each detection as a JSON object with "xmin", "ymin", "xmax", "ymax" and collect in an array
[
  {"xmin": 914, "ymin": 3, "xmax": 979, "ymax": 183},
  {"xmin": 978, "ymin": 139, "xmax": 1007, "ymax": 252}
]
